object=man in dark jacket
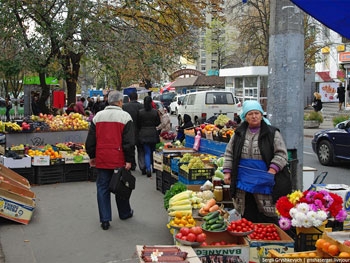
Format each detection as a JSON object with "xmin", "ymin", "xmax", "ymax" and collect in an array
[
  {"xmin": 85, "ymin": 91, "xmax": 135, "ymax": 230},
  {"xmin": 122, "ymin": 92, "xmax": 145, "ymax": 173}
]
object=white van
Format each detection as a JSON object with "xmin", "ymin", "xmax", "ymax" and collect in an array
[
  {"xmin": 177, "ymin": 90, "xmax": 241, "ymax": 125},
  {"xmin": 169, "ymin": 94, "xmax": 185, "ymax": 115}
]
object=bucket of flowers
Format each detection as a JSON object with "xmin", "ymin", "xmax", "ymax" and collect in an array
[{"xmin": 275, "ymin": 189, "xmax": 347, "ymax": 233}]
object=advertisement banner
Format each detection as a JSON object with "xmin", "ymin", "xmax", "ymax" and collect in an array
[{"xmin": 319, "ymin": 82, "xmax": 339, "ymax": 102}]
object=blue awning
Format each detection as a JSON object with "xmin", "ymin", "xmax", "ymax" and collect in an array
[{"xmin": 290, "ymin": 0, "xmax": 350, "ymax": 39}]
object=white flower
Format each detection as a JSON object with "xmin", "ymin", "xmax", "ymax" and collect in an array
[
  {"xmin": 296, "ymin": 203, "xmax": 310, "ymax": 213},
  {"xmin": 315, "ymin": 210, "xmax": 328, "ymax": 221}
]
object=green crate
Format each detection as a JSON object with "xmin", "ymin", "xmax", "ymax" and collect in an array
[{"xmin": 178, "ymin": 167, "xmax": 214, "ymax": 181}]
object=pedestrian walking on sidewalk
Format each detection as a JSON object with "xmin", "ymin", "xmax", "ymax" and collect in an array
[
  {"xmin": 312, "ymin": 92, "xmax": 323, "ymax": 112},
  {"xmin": 337, "ymin": 82, "xmax": 346, "ymax": 111},
  {"xmin": 85, "ymin": 91, "xmax": 135, "ymax": 230}
]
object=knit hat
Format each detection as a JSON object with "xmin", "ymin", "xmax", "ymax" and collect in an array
[
  {"xmin": 240, "ymin": 100, "xmax": 264, "ymax": 121},
  {"xmin": 240, "ymin": 100, "xmax": 271, "ymax": 125}
]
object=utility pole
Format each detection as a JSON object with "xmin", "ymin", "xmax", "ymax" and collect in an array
[{"xmin": 267, "ymin": 0, "xmax": 304, "ymax": 190}]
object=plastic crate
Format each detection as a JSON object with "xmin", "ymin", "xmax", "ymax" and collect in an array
[
  {"xmin": 64, "ymin": 163, "xmax": 89, "ymax": 182},
  {"xmin": 162, "ymin": 171, "xmax": 172, "ymax": 194},
  {"xmin": 35, "ymin": 165, "xmax": 64, "ymax": 185},
  {"xmin": 11, "ymin": 167, "xmax": 35, "ymax": 184},
  {"xmin": 178, "ymin": 166, "xmax": 214, "ymax": 181},
  {"xmin": 294, "ymin": 233, "xmax": 323, "ymax": 252},
  {"xmin": 156, "ymin": 170, "xmax": 162, "ymax": 193},
  {"xmin": 170, "ymin": 157, "xmax": 181, "ymax": 174},
  {"xmin": 178, "ymin": 175, "xmax": 207, "ymax": 185},
  {"xmin": 163, "ymin": 153, "xmax": 182, "ymax": 167},
  {"xmin": 185, "ymin": 135, "xmax": 227, "ymax": 156}
]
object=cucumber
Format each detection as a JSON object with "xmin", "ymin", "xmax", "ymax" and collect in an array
[
  {"xmin": 215, "ymin": 218, "xmax": 224, "ymax": 224},
  {"xmin": 208, "ymin": 217, "xmax": 220, "ymax": 225},
  {"xmin": 210, "ymin": 223, "xmax": 225, "ymax": 230},
  {"xmin": 205, "ymin": 211, "xmax": 220, "ymax": 221}
]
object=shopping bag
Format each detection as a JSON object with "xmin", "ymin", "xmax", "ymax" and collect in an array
[{"xmin": 109, "ymin": 168, "xmax": 136, "ymax": 199}]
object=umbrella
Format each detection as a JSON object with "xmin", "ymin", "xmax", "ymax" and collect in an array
[
  {"xmin": 290, "ymin": 0, "xmax": 350, "ymax": 39},
  {"xmin": 160, "ymin": 81, "xmax": 175, "ymax": 94}
]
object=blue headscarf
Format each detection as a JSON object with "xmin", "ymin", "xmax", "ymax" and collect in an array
[{"xmin": 240, "ymin": 100, "xmax": 271, "ymax": 125}]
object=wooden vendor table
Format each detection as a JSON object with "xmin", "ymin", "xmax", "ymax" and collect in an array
[{"xmin": 5, "ymin": 130, "xmax": 88, "ymax": 147}]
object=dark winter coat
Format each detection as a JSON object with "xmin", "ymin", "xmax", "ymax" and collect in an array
[{"xmin": 137, "ymin": 108, "xmax": 161, "ymax": 144}]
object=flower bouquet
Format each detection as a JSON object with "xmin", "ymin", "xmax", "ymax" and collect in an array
[{"xmin": 275, "ymin": 189, "xmax": 347, "ymax": 231}]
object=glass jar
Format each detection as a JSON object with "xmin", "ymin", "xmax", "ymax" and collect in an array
[
  {"xmin": 223, "ymin": 185, "xmax": 231, "ymax": 201},
  {"xmin": 213, "ymin": 186, "xmax": 223, "ymax": 202},
  {"xmin": 213, "ymin": 178, "xmax": 222, "ymax": 187}
]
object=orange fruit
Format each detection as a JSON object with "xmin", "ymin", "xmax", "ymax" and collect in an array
[
  {"xmin": 339, "ymin": 252, "xmax": 350, "ymax": 258},
  {"xmin": 327, "ymin": 244, "xmax": 339, "ymax": 256},
  {"xmin": 315, "ymin": 238, "xmax": 326, "ymax": 249},
  {"xmin": 322, "ymin": 241, "xmax": 331, "ymax": 252}
]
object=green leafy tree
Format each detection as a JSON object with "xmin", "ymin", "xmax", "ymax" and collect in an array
[{"xmin": 0, "ymin": 0, "xmax": 222, "ymax": 111}]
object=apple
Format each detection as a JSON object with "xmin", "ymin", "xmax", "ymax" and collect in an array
[{"xmin": 344, "ymin": 240, "xmax": 350, "ymax": 247}]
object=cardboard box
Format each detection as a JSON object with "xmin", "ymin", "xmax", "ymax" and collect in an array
[
  {"xmin": 31, "ymin": 156, "xmax": 50, "ymax": 166},
  {"xmin": 0, "ymin": 180, "xmax": 36, "ymax": 200},
  {"xmin": 60, "ymin": 151, "xmax": 89, "ymax": 164},
  {"xmin": 192, "ymin": 231, "xmax": 249, "ymax": 263},
  {"xmin": 0, "ymin": 164, "xmax": 31, "ymax": 189},
  {"xmin": 136, "ymin": 245, "xmax": 201, "ymax": 263},
  {"xmin": 0, "ymin": 188, "xmax": 36, "ymax": 225},
  {"xmin": 246, "ymin": 224, "xmax": 294, "ymax": 263},
  {"xmin": 0, "ymin": 155, "xmax": 31, "ymax": 168},
  {"xmin": 322, "ymin": 231, "xmax": 350, "ymax": 254}
]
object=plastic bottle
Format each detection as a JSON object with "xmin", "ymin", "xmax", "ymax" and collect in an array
[{"xmin": 193, "ymin": 130, "xmax": 201, "ymax": 151}]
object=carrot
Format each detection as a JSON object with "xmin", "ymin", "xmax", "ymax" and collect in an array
[{"xmin": 209, "ymin": 204, "xmax": 219, "ymax": 212}]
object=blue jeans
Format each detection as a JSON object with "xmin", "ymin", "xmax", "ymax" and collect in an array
[
  {"xmin": 143, "ymin": 144, "xmax": 155, "ymax": 173},
  {"xmin": 96, "ymin": 168, "xmax": 132, "ymax": 222}
]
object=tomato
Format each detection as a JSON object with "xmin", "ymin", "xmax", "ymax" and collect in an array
[
  {"xmin": 190, "ymin": 226, "xmax": 202, "ymax": 235},
  {"xmin": 220, "ymin": 241, "xmax": 227, "ymax": 245},
  {"xmin": 227, "ymin": 226, "xmax": 232, "ymax": 231},
  {"xmin": 180, "ymin": 227, "xmax": 190, "ymax": 236},
  {"xmin": 196, "ymin": 233, "xmax": 207, "ymax": 243},
  {"xmin": 181, "ymin": 236, "xmax": 187, "ymax": 241},
  {"xmin": 201, "ymin": 242, "xmax": 208, "ymax": 246},
  {"xmin": 186, "ymin": 233, "xmax": 196, "ymax": 242},
  {"xmin": 175, "ymin": 233, "xmax": 183, "ymax": 239}
]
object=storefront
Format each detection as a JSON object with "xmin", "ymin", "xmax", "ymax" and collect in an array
[{"xmin": 219, "ymin": 66, "xmax": 268, "ymax": 110}]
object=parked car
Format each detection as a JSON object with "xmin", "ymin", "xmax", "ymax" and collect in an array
[
  {"xmin": 177, "ymin": 90, "xmax": 241, "ymax": 125},
  {"xmin": 169, "ymin": 94, "xmax": 185, "ymax": 115},
  {"xmin": 159, "ymin": 92, "xmax": 177, "ymax": 112},
  {"xmin": 311, "ymin": 119, "xmax": 350, "ymax": 165}
]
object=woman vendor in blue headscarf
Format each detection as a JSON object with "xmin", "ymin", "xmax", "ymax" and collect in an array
[{"xmin": 222, "ymin": 100, "xmax": 288, "ymax": 223}]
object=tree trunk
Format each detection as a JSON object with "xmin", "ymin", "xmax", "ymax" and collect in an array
[{"xmin": 63, "ymin": 52, "xmax": 83, "ymax": 106}]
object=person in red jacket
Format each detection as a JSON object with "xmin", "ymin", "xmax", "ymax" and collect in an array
[{"xmin": 85, "ymin": 91, "xmax": 135, "ymax": 230}]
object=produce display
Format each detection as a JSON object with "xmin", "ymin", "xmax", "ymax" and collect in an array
[
  {"xmin": 227, "ymin": 218, "xmax": 254, "ymax": 236},
  {"xmin": 164, "ymin": 184, "xmax": 190, "ymax": 211},
  {"xmin": 27, "ymin": 145, "xmax": 62, "ymax": 159},
  {"xmin": 248, "ymin": 223, "xmax": 281, "ymax": 240},
  {"xmin": 198, "ymin": 198, "xmax": 219, "ymax": 216},
  {"xmin": 201, "ymin": 210, "xmax": 227, "ymax": 232},
  {"xmin": 168, "ymin": 211, "xmax": 196, "ymax": 229},
  {"xmin": 0, "ymin": 113, "xmax": 89, "ymax": 133},
  {"xmin": 175, "ymin": 226, "xmax": 206, "ymax": 245}
]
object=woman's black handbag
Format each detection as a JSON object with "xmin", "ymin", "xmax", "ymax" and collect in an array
[{"xmin": 109, "ymin": 168, "xmax": 136, "ymax": 199}]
